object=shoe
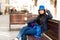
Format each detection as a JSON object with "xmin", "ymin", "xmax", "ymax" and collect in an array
[
  {"xmin": 14, "ymin": 38, "xmax": 18, "ymax": 40},
  {"xmin": 19, "ymin": 37, "xmax": 21, "ymax": 40}
]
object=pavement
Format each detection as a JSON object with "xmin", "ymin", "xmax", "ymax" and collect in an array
[{"xmin": 0, "ymin": 15, "xmax": 25, "ymax": 40}]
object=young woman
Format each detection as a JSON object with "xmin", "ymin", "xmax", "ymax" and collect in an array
[{"xmin": 15, "ymin": 5, "xmax": 53, "ymax": 40}]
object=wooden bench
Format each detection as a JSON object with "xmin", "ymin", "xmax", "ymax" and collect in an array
[
  {"xmin": 9, "ymin": 13, "xmax": 59, "ymax": 40},
  {"xmin": 45, "ymin": 19, "xmax": 59, "ymax": 40},
  {"xmin": 27, "ymin": 34, "xmax": 49, "ymax": 40},
  {"xmin": 9, "ymin": 12, "xmax": 32, "ymax": 31},
  {"xmin": 28, "ymin": 19, "xmax": 59, "ymax": 40}
]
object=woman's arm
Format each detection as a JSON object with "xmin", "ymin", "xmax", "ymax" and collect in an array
[
  {"xmin": 27, "ymin": 17, "xmax": 38, "ymax": 24},
  {"xmin": 46, "ymin": 10, "xmax": 53, "ymax": 19}
]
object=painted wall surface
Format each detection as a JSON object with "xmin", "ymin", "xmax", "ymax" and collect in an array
[
  {"xmin": 0, "ymin": 0, "xmax": 9, "ymax": 15},
  {"xmin": 0, "ymin": 0, "xmax": 60, "ymax": 20},
  {"xmin": 57, "ymin": 0, "xmax": 60, "ymax": 20},
  {"xmin": 10, "ymin": 0, "xmax": 54, "ymax": 14}
]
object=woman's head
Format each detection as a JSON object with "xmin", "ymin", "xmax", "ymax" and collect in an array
[
  {"xmin": 38, "ymin": 5, "xmax": 45, "ymax": 15},
  {"xmin": 39, "ymin": 10, "xmax": 45, "ymax": 14}
]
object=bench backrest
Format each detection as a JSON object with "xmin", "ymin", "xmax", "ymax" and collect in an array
[{"xmin": 45, "ymin": 19, "xmax": 59, "ymax": 40}]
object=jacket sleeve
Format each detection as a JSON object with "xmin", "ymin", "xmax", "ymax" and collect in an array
[
  {"xmin": 27, "ymin": 18, "xmax": 37, "ymax": 27},
  {"xmin": 27, "ymin": 16, "xmax": 39, "ymax": 24},
  {"xmin": 46, "ymin": 10, "xmax": 53, "ymax": 19}
]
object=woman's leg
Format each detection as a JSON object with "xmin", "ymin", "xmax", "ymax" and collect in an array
[
  {"xmin": 16, "ymin": 26, "xmax": 32, "ymax": 39},
  {"xmin": 21, "ymin": 34, "xmax": 26, "ymax": 40},
  {"xmin": 21, "ymin": 28, "xmax": 36, "ymax": 40}
]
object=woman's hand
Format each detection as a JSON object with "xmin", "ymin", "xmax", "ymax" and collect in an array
[{"xmin": 45, "ymin": 9, "xmax": 49, "ymax": 15}]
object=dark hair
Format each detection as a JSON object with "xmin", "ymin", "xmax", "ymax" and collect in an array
[{"xmin": 38, "ymin": 10, "xmax": 46, "ymax": 15}]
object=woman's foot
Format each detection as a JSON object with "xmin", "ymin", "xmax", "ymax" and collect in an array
[
  {"xmin": 14, "ymin": 37, "xmax": 21, "ymax": 40},
  {"xmin": 14, "ymin": 38, "xmax": 18, "ymax": 40}
]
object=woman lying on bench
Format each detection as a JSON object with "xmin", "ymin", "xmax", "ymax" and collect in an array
[{"xmin": 15, "ymin": 5, "xmax": 53, "ymax": 40}]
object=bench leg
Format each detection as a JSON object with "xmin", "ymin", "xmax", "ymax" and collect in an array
[{"xmin": 9, "ymin": 24, "xmax": 11, "ymax": 31}]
